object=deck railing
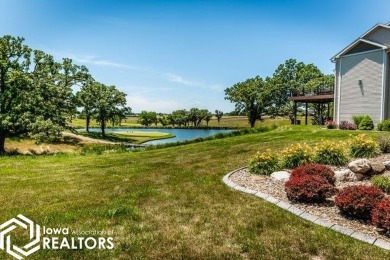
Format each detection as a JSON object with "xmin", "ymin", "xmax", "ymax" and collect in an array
[{"xmin": 291, "ymin": 87, "xmax": 334, "ymax": 97}]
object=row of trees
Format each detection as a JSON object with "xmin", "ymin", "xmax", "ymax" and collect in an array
[
  {"xmin": 138, "ymin": 109, "xmax": 224, "ymax": 127},
  {"xmin": 0, "ymin": 35, "xmax": 129, "ymax": 153},
  {"xmin": 225, "ymin": 59, "xmax": 333, "ymax": 127}
]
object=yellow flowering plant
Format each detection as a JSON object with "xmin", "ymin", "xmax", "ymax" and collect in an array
[
  {"xmin": 313, "ymin": 140, "xmax": 348, "ymax": 166},
  {"xmin": 348, "ymin": 134, "xmax": 380, "ymax": 158},
  {"xmin": 249, "ymin": 149, "xmax": 279, "ymax": 175},
  {"xmin": 281, "ymin": 143, "xmax": 313, "ymax": 169}
]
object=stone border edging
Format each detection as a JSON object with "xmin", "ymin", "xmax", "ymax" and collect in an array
[{"xmin": 222, "ymin": 167, "xmax": 390, "ymax": 251}]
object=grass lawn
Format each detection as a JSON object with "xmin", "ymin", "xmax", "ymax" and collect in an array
[
  {"xmin": 70, "ymin": 117, "xmax": 140, "ymax": 128},
  {"xmin": 0, "ymin": 126, "xmax": 389, "ymax": 259},
  {"xmin": 206, "ymin": 116, "xmax": 294, "ymax": 128}
]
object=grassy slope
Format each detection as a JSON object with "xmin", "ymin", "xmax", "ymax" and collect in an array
[{"xmin": 0, "ymin": 126, "xmax": 389, "ymax": 259}]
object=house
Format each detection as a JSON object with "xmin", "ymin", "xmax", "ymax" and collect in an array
[{"xmin": 332, "ymin": 22, "xmax": 390, "ymax": 124}]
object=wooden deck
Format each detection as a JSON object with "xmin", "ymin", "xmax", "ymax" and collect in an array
[{"xmin": 288, "ymin": 94, "xmax": 334, "ymax": 103}]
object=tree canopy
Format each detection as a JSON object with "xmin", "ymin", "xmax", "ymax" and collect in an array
[
  {"xmin": 0, "ymin": 35, "xmax": 91, "ymax": 153},
  {"xmin": 0, "ymin": 35, "xmax": 129, "ymax": 153},
  {"xmin": 225, "ymin": 76, "xmax": 270, "ymax": 127},
  {"xmin": 225, "ymin": 58, "xmax": 332, "ymax": 127}
]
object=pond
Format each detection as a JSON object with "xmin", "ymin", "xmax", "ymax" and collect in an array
[{"xmin": 89, "ymin": 128, "xmax": 233, "ymax": 145}]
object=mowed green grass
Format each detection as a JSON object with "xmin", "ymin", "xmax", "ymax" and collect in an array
[
  {"xmin": 0, "ymin": 126, "xmax": 389, "ymax": 259},
  {"xmin": 112, "ymin": 131, "xmax": 175, "ymax": 143}
]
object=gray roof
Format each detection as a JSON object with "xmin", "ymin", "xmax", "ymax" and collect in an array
[{"xmin": 331, "ymin": 23, "xmax": 390, "ymax": 61}]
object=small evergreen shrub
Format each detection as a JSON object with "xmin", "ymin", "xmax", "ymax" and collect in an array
[
  {"xmin": 371, "ymin": 175, "xmax": 390, "ymax": 193},
  {"xmin": 313, "ymin": 140, "xmax": 348, "ymax": 166},
  {"xmin": 377, "ymin": 119, "xmax": 390, "ymax": 131},
  {"xmin": 281, "ymin": 143, "xmax": 313, "ymax": 169},
  {"xmin": 285, "ymin": 175, "xmax": 335, "ymax": 203},
  {"xmin": 325, "ymin": 120, "xmax": 337, "ymax": 129},
  {"xmin": 358, "ymin": 115, "xmax": 374, "ymax": 130},
  {"xmin": 335, "ymin": 185, "xmax": 384, "ymax": 219},
  {"xmin": 371, "ymin": 198, "xmax": 390, "ymax": 232},
  {"xmin": 352, "ymin": 115, "xmax": 365, "ymax": 126},
  {"xmin": 348, "ymin": 134, "xmax": 380, "ymax": 158},
  {"xmin": 249, "ymin": 149, "xmax": 279, "ymax": 175},
  {"xmin": 290, "ymin": 164, "xmax": 336, "ymax": 185},
  {"xmin": 339, "ymin": 121, "xmax": 357, "ymax": 130},
  {"xmin": 377, "ymin": 135, "xmax": 390, "ymax": 153}
]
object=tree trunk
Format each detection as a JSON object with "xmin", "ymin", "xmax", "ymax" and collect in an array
[
  {"xmin": 101, "ymin": 119, "xmax": 106, "ymax": 137},
  {"xmin": 249, "ymin": 113, "xmax": 257, "ymax": 128},
  {"xmin": 86, "ymin": 115, "xmax": 90, "ymax": 133},
  {"xmin": 0, "ymin": 133, "xmax": 6, "ymax": 154}
]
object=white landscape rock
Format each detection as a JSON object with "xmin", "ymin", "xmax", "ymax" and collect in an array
[
  {"xmin": 270, "ymin": 171, "xmax": 290, "ymax": 182},
  {"xmin": 370, "ymin": 162, "xmax": 386, "ymax": 175},
  {"xmin": 384, "ymin": 161, "xmax": 390, "ymax": 171},
  {"xmin": 348, "ymin": 159, "xmax": 372, "ymax": 174},
  {"xmin": 335, "ymin": 169, "xmax": 364, "ymax": 182}
]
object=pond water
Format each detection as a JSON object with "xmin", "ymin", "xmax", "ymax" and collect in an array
[{"xmin": 89, "ymin": 128, "xmax": 232, "ymax": 145}]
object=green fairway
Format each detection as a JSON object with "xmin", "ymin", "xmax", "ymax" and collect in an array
[
  {"xmin": 0, "ymin": 126, "xmax": 389, "ymax": 259},
  {"xmin": 111, "ymin": 131, "xmax": 175, "ymax": 143},
  {"xmin": 75, "ymin": 130, "xmax": 175, "ymax": 144}
]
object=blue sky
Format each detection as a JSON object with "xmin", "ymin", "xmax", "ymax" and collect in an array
[{"xmin": 1, "ymin": 0, "xmax": 390, "ymax": 113}]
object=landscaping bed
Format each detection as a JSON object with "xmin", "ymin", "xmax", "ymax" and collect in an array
[{"xmin": 229, "ymin": 153, "xmax": 390, "ymax": 243}]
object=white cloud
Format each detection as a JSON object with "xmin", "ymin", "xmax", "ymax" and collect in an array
[
  {"xmin": 163, "ymin": 72, "xmax": 226, "ymax": 92},
  {"xmin": 126, "ymin": 95, "xmax": 185, "ymax": 113},
  {"xmin": 164, "ymin": 73, "xmax": 201, "ymax": 86},
  {"xmin": 71, "ymin": 55, "xmax": 147, "ymax": 71},
  {"xmin": 51, "ymin": 51, "xmax": 148, "ymax": 71}
]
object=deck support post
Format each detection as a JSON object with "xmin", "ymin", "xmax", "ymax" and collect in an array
[
  {"xmin": 305, "ymin": 102, "xmax": 308, "ymax": 125},
  {"xmin": 293, "ymin": 101, "xmax": 297, "ymax": 125}
]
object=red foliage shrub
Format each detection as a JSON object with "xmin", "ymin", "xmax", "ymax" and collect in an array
[
  {"xmin": 372, "ymin": 198, "xmax": 390, "ymax": 231},
  {"xmin": 285, "ymin": 174, "xmax": 336, "ymax": 203},
  {"xmin": 290, "ymin": 164, "xmax": 336, "ymax": 185},
  {"xmin": 335, "ymin": 185, "xmax": 384, "ymax": 219}
]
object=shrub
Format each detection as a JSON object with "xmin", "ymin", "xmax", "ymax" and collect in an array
[
  {"xmin": 358, "ymin": 115, "xmax": 374, "ymax": 130},
  {"xmin": 290, "ymin": 164, "xmax": 336, "ymax": 185},
  {"xmin": 352, "ymin": 115, "xmax": 365, "ymax": 126},
  {"xmin": 371, "ymin": 198, "xmax": 390, "ymax": 232},
  {"xmin": 281, "ymin": 143, "xmax": 313, "ymax": 169},
  {"xmin": 325, "ymin": 120, "xmax": 337, "ymax": 129},
  {"xmin": 80, "ymin": 144, "xmax": 127, "ymax": 155},
  {"xmin": 377, "ymin": 119, "xmax": 390, "ymax": 131},
  {"xmin": 371, "ymin": 175, "xmax": 390, "ymax": 193},
  {"xmin": 285, "ymin": 174, "xmax": 336, "ymax": 203},
  {"xmin": 338, "ymin": 121, "xmax": 357, "ymax": 130},
  {"xmin": 249, "ymin": 149, "xmax": 279, "ymax": 175},
  {"xmin": 348, "ymin": 134, "xmax": 380, "ymax": 158},
  {"xmin": 335, "ymin": 185, "xmax": 384, "ymax": 219},
  {"xmin": 377, "ymin": 135, "xmax": 390, "ymax": 153},
  {"xmin": 313, "ymin": 140, "xmax": 348, "ymax": 166}
]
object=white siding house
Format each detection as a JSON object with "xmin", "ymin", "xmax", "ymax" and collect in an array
[{"xmin": 331, "ymin": 22, "xmax": 390, "ymax": 124}]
